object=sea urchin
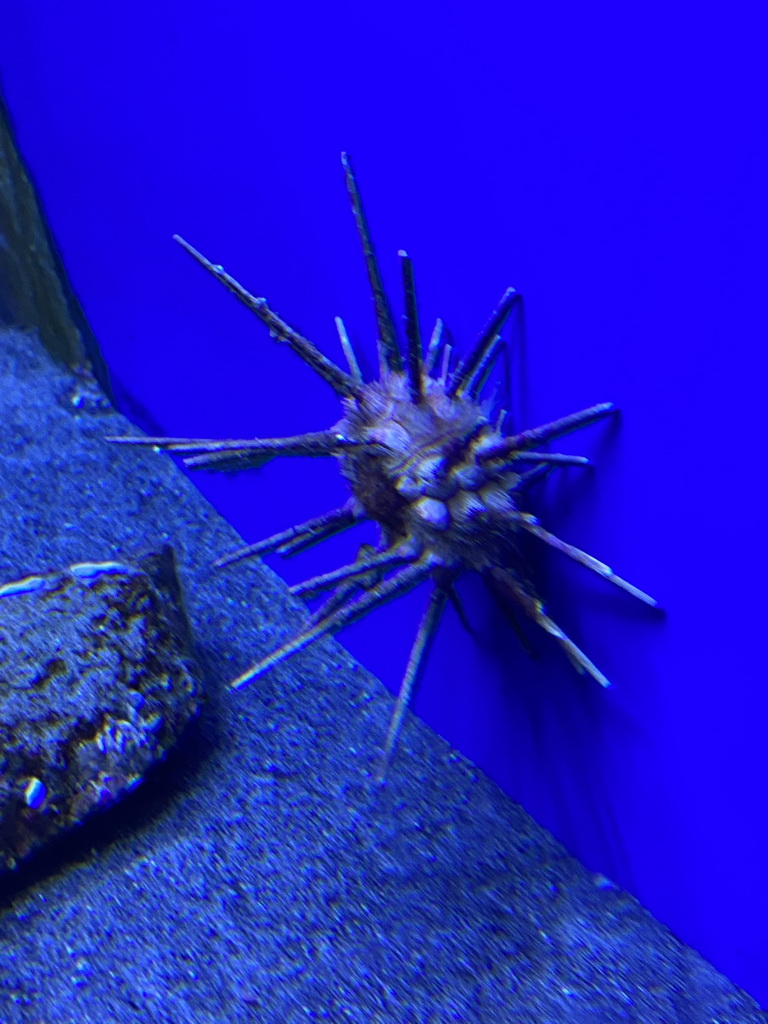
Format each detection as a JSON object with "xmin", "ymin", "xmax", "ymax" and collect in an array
[{"xmin": 109, "ymin": 154, "xmax": 656, "ymax": 773}]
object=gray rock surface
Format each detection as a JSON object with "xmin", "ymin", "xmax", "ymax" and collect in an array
[
  {"xmin": 0, "ymin": 325, "xmax": 764, "ymax": 1023},
  {"xmin": 0, "ymin": 94, "xmax": 110, "ymax": 395},
  {"xmin": 0, "ymin": 548, "xmax": 200, "ymax": 869}
]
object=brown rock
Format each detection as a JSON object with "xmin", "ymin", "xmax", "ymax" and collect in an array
[{"xmin": 0, "ymin": 546, "xmax": 200, "ymax": 869}]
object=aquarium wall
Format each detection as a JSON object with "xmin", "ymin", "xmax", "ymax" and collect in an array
[{"xmin": 1, "ymin": 1, "xmax": 766, "ymax": 1007}]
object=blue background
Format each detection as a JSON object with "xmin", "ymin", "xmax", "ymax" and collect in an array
[{"xmin": 2, "ymin": 1, "xmax": 766, "ymax": 1007}]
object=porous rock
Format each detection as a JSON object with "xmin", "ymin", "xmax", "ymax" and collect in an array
[{"xmin": 0, "ymin": 546, "xmax": 199, "ymax": 869}]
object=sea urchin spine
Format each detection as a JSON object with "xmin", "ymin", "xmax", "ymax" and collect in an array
[{"xmin": 109, "ymin": 154, "xmax": 656, "ymax": 773}]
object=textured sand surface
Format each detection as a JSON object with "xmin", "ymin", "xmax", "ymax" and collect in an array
[{"xmin": 0, "ymin": 326, "xmax": 764, "ymax": 1023}]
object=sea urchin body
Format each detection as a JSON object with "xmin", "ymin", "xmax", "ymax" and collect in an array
[{"xmin": 109, "ymin": 154, "xmax": 656, "ymax": 773}]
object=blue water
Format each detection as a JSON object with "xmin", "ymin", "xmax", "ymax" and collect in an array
[{"xmin": 2, "ymin": 1, "xmax": 766, "ymax": 1007}]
